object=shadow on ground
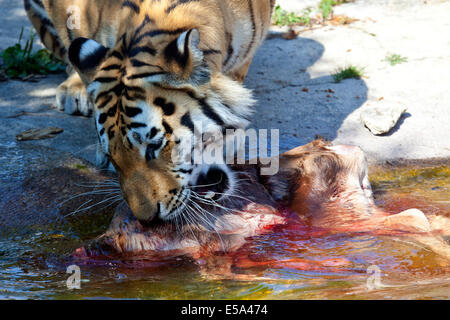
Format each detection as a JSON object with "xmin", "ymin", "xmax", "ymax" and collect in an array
[
  {"xmin": 246, "ymin": 34, "xmax": 368, "ymax": 152},
  {"xmin": 0, "ymin": 33, "xmax": 368, "ymax": 163}
]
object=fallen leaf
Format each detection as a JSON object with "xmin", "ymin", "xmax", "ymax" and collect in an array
[
  {"xmin": 328, "ymin": 15, "xmax": 358, "ymax": 26},
  {"xmin": 16, "ymin": 127, "xmax": 63, "ymax": 141}
]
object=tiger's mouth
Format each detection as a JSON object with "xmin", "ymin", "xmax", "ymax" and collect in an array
[
  {"xmin": 191, "ymin": 166, "xmax": 231, "ymax": 201},
  {"xmin": 163, "ymin": 165, "xmax": 234, "ymax": 223}
]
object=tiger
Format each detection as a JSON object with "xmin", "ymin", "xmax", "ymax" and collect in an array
[{"xmin": 24, "ymin": 0, "xmax": 275, "ymax": 225}]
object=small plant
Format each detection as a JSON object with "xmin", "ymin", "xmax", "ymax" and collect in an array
[
  {"xmin": 0, "ymin": 27, "xmax": 65, "ymax": 79},
  {"xmin": 318, "ymin": 0, "xmax": 354, "ymax": 21},
  {"xmin": 272, "ymin": 5, "xmax": 312, "ymax": 27},
  {"xmin": 384, "ymin": 53, "xmax": 408, "ymax": 66},
  {"xmin": 319, "ymin": 0, "xmax": 337, "ymax": 20},
  {"xmin": 332, "ymin": 66, "xmax": 364, "ymax": 83},
  {"xmin": 298, "ymin": 8, "xmax": 313, "ymax": 26}
]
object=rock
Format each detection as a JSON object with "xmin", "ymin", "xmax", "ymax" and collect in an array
[
  {"xmin": 282, "ymin": 29, "xmax": 300, "ymax": 40},
  {"xmin": 0, "ymin": 143, "xmax": 117, "ymax": 237},
  {"xmin": 360, "ymin": 101, "xmax": 407, "ymax": 135}
]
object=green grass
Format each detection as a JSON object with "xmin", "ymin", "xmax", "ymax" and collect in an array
[
  {"xmin": 272, "ymin": 5, "xmax": 312, "ymax": 27},
  {"xmin": 332, "ymin": 66, "xmax": 364, "ymax": 83},
  {"xmin": 384, "ymin": 53, "xmax": 408, "ymax": 66},
  {"xmin": 0, "ymin": 27, "xmax": 65, "ymax": 79},
  {"xmin": 273, "ymin": 1, "xmax": 355, "ymax": 27},
  {"xmin": 318, "ymin": 0, "xmax": 336, "ymax": 20},
  {"xmin": 318, "ymin": 0, "xmax": 354, "ymax": 20}
]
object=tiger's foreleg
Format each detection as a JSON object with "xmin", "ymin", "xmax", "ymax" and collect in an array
[
  {"xmin": 56, "ymin": 72, "xmax": 93, "ymax": 116},
  {"xmin": 24, "ymin": 0, "xmax": 93, "ymax": 116},
  {"xmin": 24, "ymin": 0, "xmax": 68, "ymax": 62}
]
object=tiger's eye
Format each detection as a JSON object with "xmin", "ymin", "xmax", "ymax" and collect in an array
[
  {"xmin": 145, "ymin": 139, "xmax": 163, "ymax": 161},
  {"xmin": 132, "ymin": 132, "xmax": 142, "ymax": 144}
]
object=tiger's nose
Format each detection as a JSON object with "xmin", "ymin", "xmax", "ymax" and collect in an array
[{"xmin": 123, "ymin": 189, "xmax": 161, "ymax": 224}]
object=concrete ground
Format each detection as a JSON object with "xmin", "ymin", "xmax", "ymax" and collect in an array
[{"xmin": 0, "ymin": 0, "xmax": 449, "ymax": 165}]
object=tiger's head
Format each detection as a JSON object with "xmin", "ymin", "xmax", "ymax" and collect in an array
[{"xmin": 68, "ymin": 26, "xmax": 255, "ymax": 225}]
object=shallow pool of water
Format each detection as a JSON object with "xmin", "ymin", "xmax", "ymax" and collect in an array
[{"xmin": 0, "ymin": 144, "xmax": 449, "ymax": 299}]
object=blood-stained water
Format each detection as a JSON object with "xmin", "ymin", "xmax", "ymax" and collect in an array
[{"xmin": 0, "ymin": 143, "xmax": 448, "ymax": 299}]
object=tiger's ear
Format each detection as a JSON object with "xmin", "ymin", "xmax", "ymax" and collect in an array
[
  {"xmin": 68, "ymin": 37, "xmax": 109, "ymax": 83},
  {"xmin": 164, "ymin": 29, "xmax": 210, "ymax": 85}
]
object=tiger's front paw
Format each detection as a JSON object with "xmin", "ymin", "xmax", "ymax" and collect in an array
[{"xmin": 56, "ymin": 73, "xmax": 93, "ymax": 116}]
